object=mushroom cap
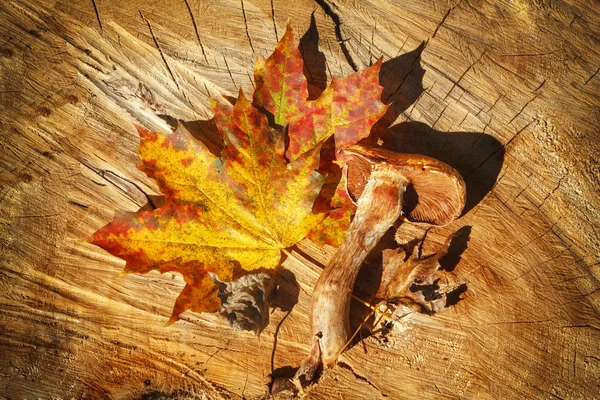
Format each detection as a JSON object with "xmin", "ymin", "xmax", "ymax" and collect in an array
[{"xmin": 342, "ymin": 144, "xmax": 467, "ymax": 226}]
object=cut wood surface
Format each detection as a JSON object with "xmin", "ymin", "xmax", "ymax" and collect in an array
[{"xmin": 1, "ymin": 0, "xmax": 599, "ymax": 399}]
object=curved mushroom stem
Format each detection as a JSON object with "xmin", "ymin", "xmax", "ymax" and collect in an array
[{"xmin": 295, "ymin": 169, "xmax": 408, "ymax": 385}]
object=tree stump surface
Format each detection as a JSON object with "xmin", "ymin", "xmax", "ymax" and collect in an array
[{"xmin": 1, "ymin": 0, "xmax": 599, "ymax": 399}]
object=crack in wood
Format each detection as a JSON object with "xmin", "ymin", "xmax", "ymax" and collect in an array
[
  {"xmin": 513, "ymin": 247, "xmax": 570, "ymax": 282},
  {"xmin": 270, "ymin": 0, "xmax": 278, "ymax": 41},
  {"xmin": 82, "ymin": 59, "xmax": 103, "ymax": 73},
  {"xmin": 405, "ymin": 85, "xmax": 428, "ymax": 119},
  {"xmin": 78, "ymin": 159, "xmax": 158, "ymax": 208},
  {"xmin": 68, "ymin": 200, "xmax": 89, "ymax": 209},
  {"xmin": 425, "ymin": 103, "xmax": 449, "ymax": 139},
  {"xmin": 222, "ymin": 54, "xmax": 237, "ymax": 89},
  {"xmin": 538, "ymin": 175, "xmax": 567, "ymax": 210},
  {"xmin": 444, "ymin": 48, "xmax": 487, "ymax": 100},
  {"xmin": 533, "ymin": 79, "xmax": 546, "ymax": 92},
  {"xmin": 90, "ymin": 0, "xmax": 103, "ymax": 32},
  {"xmin": 486, "ymin": 318, "xmax": 555, "ymax": 326},
  {"xmin": 583, "ymin": 66, "xmax": 599, "ymax": 86},
  {"xmin": 509, "ymin": 180, "xmax": 531, "ymax": 205},
  {"xmin": 9, "ymin": 213, "xmax": 61, "ymax": 219},
  {"xmin": 499, "ymin": 52, "xmax": 554, "ymax": 58},
  {"xmin": 368, "ymin": 22, "xmax": 376, "ymax": 65},
  {"xmin": 338, "ymin": 361, "xmax": 387, "ymax": 397},
  {"xmin": 139, "ymin": 10, "xmax": 199, "ymax": 115},
  {"xmin": 430, "ymin": 0, "xmax": 463, "ymax": 40},
  {"xmin": 270, "ymin": 309, "xmax": 291, "ymax": 376},
  {"xmin": 315, "ymin": 0, "xmax": 358, "ymax": 72},
  {"xmin": 419, "ymin": 58, "xmax": 469, "ymax": 95},
  {"xmin": 246, "ymin": 70, "xmax": 255, "ymax": 88},
  {"xmin": 139, "ymin": 11, "xmax": 182, "ymax": 94},
  {"xmin": 511, "ymin": 217, "xmax": 564, "ymax": 256},
  {"xmin": 240, "ymin": 0, "xmax": 256, "ymax": 57},
  {"xmin": 508, "ymin": 94, "xmax": 537, "ymax": 124},
  {"xmin": 183, "ymin": 0, "xmax": 209, "ymax": 65},
  {"xmin": 487, "ymin": 56, "xmax": 527, "ymax": 82}
]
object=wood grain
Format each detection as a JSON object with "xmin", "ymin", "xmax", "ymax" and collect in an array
[{"xmin": 1, "ymin": 0, "xmax": 598, "ymax": 398}]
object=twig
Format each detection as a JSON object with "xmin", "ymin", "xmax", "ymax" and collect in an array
[{"xmin": 333, "ymin": 308, "xmax": 375, "ymax": 363}]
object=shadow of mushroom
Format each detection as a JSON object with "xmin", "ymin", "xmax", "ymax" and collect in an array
[{"xmin": 376, "ymin": 122, "xmax": 504, "ymax": 214}]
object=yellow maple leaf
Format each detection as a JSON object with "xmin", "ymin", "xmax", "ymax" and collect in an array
[{"xmin": 91, "ymin": 92, "xmax": 324, "ymax": 324}]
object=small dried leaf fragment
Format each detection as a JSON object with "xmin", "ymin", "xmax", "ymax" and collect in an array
[
  {"xmin": 378, "ymin": 249, "xmax": 446, "ymax": 313},
  {"xmin": 377, "ymin": 230, "xmax": 464, "ymax": 313},
  {"xmin": 210, "ymin": 272, "xmax": 274, "ymax": 334}
]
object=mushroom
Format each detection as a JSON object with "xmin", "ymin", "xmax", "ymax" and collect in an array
[{"xmin": 294, "ymin": 144, "xmax": 466, "ymax": 385}]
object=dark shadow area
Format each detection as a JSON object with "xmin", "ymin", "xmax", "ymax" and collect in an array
[
  {"xmin": 375, "ymin": 42, "xmax": 427, "ymax": 131},
  {"xmin": 270, "ymin": 268, "xmax": 300, "ymax": 312},
  {"xmin": 445, "ymin": 283, "xmax": 468, "ymax": 307},
  {"xmin": 376, "ymin": 122, "xmax": 505, "ymax": 213},
  {"xmin": 439, "ymin": 225, "xmax": 471, "ymax": 272},
  {"xmin": 139, "ymin": 194, "xmax": 166, "ymax": 211},
  {"xmin": 352, "ymin": 227, "xmax": 398, "ymax": 303},
  {"xmin": 417, "ymin": 227, "xmax": 432, "ymax": 259},
  {"xmin": 400, "ymin": 237, "xmax": 422, "ymax": 262},
  {"xmin": 269, "ymin": 365, "xmax": 301, "ymax": 395},
  {"xmin": 299, "ymin": 12, "xmax": 327, "ymax": 100},
  {"xmin": 310, "ymin": 135, "xmax": 343, "ymax": 215},
  {"xmin": 410, "ymin": 278, "xmax": 444, "ymax": 303},
  {"xmin": 159, "ymin": 114, "xmax": 224, "ymax": 157}
]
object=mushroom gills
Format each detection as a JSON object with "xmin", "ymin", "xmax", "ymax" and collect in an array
[{"xmin": 344, "ymin": 145, "xmax": 466, "ymax": 225}]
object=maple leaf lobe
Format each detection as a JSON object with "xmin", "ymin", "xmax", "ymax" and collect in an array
[{"xmin": 253, "ymin": 22, "xmax": 308, "ymax": 127}]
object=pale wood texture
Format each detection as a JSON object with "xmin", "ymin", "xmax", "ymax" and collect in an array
[{"xmin": 1, "ymin": 0, "xmax": 599, "ymax": 399}]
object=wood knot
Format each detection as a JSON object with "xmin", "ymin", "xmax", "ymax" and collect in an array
[
  {"xmin": 37, "ymin": 107, "xmax": 51, "ymax": 117},
  {"xmin": 66, "ymin": 94, "xmax": 78, "ymax": 104},
  {"xmin": 0, "ymin": 48, "xmax": 14, "ymax": 58}
]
